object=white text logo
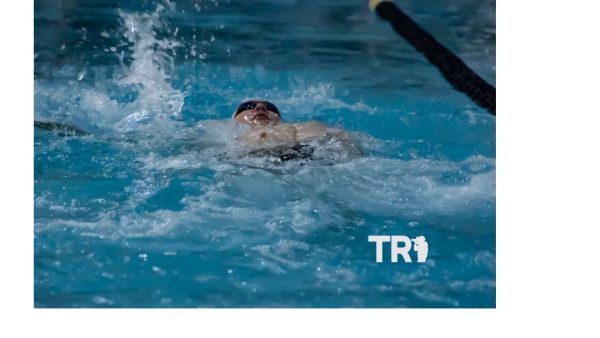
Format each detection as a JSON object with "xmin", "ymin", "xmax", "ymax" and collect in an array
[{"xmin": 368, "ymin": 235, "xmax": 428, "ymax": 263}]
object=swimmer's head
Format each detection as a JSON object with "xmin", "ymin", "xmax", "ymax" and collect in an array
[{"xmin": 233, "ymin": 99, "xmax": 281, "ymax": 126}]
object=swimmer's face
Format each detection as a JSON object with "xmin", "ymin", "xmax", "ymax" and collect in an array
[{"xmin": 233, "ymin": 100, "xmax": 281, "ymax": 126}]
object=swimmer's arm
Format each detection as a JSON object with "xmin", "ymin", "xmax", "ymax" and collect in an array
[{"xmin": 34, "ymin": 120, "xmax": 89, "ymax": 136}]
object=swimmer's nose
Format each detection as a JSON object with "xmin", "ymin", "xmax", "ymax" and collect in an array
[{"xmin": 255, "ymin": 102, "xmax": 268, "ymax": 112}]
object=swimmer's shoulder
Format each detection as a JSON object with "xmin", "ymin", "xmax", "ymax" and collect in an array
[
  {"xmin": 293, "ymin": 121, "xmax": 350, "ymax": 141},
  {"xmin": 293, "ymin": 121, "xmax": 327, "ymax": 130},
  {"xmin": 292, "ymin": 121, "xmax": 329, "ymax": 140}
]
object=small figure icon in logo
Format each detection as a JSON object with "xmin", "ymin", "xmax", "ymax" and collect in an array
[{"xmin": 411, "ymin": 236, "xmax": 428, "ymax": 263}]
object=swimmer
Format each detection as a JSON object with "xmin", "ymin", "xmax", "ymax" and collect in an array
[
  {"xmin": 232, "ymin": 99, "xmax": 349, "ymax": 148},
  {"xmin": 229, "ymin": 99, "xmax": 362, "ymax": 164},
  {"xmin": 35, "ymin": 99, "xmax": 361, "ymax": 163}
]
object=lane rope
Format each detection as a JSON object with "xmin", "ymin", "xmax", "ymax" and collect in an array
[{"xmin": 369, "ymin": 0, "xmax": 496, "ymax": 115}]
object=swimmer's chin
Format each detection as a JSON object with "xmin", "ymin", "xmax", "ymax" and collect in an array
[
  {"xmin": 251, "ymin": 114, "xmax": 271, "ymax": 121},
  {"xmin": 250, "ymin": 118, "xmax": 278, "ymax": 126}
]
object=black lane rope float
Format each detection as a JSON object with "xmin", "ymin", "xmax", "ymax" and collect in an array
[
  {"xmin": 369, "ymin": 0, "xmax": 496, "ymax": 115},
  {"xmin": 34, "ymin": 120, "xmax": 89, "ymax": 136}
]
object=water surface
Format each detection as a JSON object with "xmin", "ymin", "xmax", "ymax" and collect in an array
[{"xmin": 34, "ymin": 0, "xmax": 496, "ymax": 307}]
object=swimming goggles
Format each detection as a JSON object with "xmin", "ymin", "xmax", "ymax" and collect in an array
[{"xmin": 234, "ymin": 100, "xmax": 280, "ymax": 117}]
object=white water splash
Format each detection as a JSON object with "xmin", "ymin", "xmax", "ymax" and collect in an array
[
  {"xmin": 114, "ymin": 3, "xmax": 184, "ymax": 127},
  {"xmin": 37, "ymin": 2, "xmax": 187, "ymax": 132}
]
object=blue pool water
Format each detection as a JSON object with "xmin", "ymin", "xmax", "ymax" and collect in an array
[{"xmin": 34, "ymin": 0, "xmax": 495, "ymax": 307}]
